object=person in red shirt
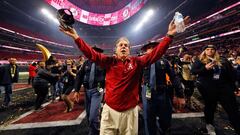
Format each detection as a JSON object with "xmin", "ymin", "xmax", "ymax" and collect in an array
[
  {"xmin": 28, "ymin": 62, "xmax": 37, "ymax": 85},
  {"xmin": 60, "ymin": 17, "xmax": 190, "ymax": 135}
]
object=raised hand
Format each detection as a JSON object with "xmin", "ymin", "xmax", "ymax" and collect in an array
[
  {"xmin": 167, "ymin": 16, "xmax": 191, "ymax": 36},
  {"xmin": 59, "ymin": 25, "xmax": 79, "ymax": 40}
]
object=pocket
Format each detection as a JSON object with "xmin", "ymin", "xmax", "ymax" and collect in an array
[{"xmin": 101, "ymin": 105, "xmax": 110, "ymax": 121}]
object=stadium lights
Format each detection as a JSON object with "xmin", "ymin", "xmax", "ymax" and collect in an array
[
  {"xmin": 0, "ymin": 26, "xmax": 73, "ymax": 48},
  {"xmin": 134, "ymin": 9, "xmax": 154, "ymax": 31},
  {"xmin": 168, "ymin": 29, "xmax": 240, "ymax": 49},
  {"xmin": 146, "ymin": 9, "xmax": 154, "ymax": 17},
  {"xmin": 41, "ymin": 8, "xmax": 59, "ymax": 24}
]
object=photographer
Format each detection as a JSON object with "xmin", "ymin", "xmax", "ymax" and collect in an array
[{"xmin": 61, "ymin": 59, "xmax": 77, "ymax": 112}]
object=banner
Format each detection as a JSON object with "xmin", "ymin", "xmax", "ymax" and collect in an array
[{"xmin": 46, "ymin": 0, "xmax": 147, "ymax": 26}]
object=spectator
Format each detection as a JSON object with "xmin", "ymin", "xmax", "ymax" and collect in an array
[
  {"xmin": 191, "ymin": 45, "xmax": 240, "ymax": 135},
  {"xmin": 28, "ymin": 62, "xmax": 37, "ymax": 85},
  {"xmin": 0, "ymin": 58, "xmax": 19, "ymax": 108},
  {"xmin": 33, "ymin": 61, "xmax": 59, "ymax": 110}
]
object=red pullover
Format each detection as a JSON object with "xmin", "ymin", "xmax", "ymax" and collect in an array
[{"xmin": 75, "ymin": 36, "xmax": 172, "ymax": 111}]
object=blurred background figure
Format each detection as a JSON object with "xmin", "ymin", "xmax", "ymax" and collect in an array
[
  {"xmin": 0, "ymin": 58, "xmax": 19, "ymax": 108},
  {"xmin": 74, "ymin": 46, "xmax": 106, "ymax": 135},
  {"xmin": 181, "ymin": 53, "xmax": 196, "ymax": 110},
  {"xmin": 77, "ymin": 55, "xmax": 85, "ymax": 70},
  {"xmin": 235, "ymin": 56, "xmax": 240, "ymax": 98},
  {"xmin": 140, "ymin": 41, "xmax": 185, "ymax": 135},
  {"xmin": 33, "ymin": 61, "xmax": 59, "ymax": 111},
  {"xmin": 61, "ymin": 59, "xmax": 77, "ymax": 112},
  {"xmin": 191, "ymin": 45, "xmax": 240, "ymax": 135},
  {"xmin": 51, "ymin": 59, "xmax": 64, "ymax": 102},
  {"xmin": 28, "ymin": 62, "xmax": 37, "ymax": 85}
]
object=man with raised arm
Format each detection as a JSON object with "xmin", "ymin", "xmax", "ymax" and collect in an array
[{"xmin": 60, "ymin": 17, "xmax": 190, "ymax": 135}]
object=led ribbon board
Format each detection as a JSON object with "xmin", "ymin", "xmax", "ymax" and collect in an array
[{"xmin": 46, "ymin": 0, "xmax": 148, "ymax": 26}]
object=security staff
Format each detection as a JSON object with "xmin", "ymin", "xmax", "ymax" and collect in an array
[
  {"xmin": 141, "ymin": 41, "xmax": 185, "ymax": 135},
  {"xmin": 74, "ymin": 46, "xmax": 106, "ymax": 135}
]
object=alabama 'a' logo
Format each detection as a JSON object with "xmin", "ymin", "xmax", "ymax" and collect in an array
[{"xmin": 127, "ymin": 63, "xmax": 133, "ymax": 71}]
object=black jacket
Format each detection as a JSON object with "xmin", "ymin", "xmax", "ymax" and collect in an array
[
  {"xmin": 75, "ymin": 60, "xmax": 106, "ymax": 91},
  {"xmin": 33, "ymin": 68, "xmax": 59, "ymax": 87},
  {"xmin": 143, "ymin": 58, "xmax": 184, "ymax": 98},
  {"xmin": 0, "ymin": 64, "xmax": 19, "ymax": 85},
  {"xmin": 191, "ymin": 57, "xmax": 236, "ymax": 91}
]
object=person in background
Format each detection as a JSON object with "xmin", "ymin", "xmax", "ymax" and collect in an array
[
  {"xmin": 0, "ymin": 58, "xmax": 19, "ymax": 108},
  {"xmin": 28, "ymin": 62, "xmax": 37, "ymax": 85},
  {"xmin": 77, "ymin": 55, "xmax": 85, "ymax": 70},
  {"xmin": 141, "ymin": 41, "xmax": 185, "ymax": 135},
  {"xmin": 234, "ymin": 56, "xmax": 240, "ymax": 97},
  {"xmin": 61, "ymin": 59, "xmax": 77, "ymax": 112},
  {"xmin": 51, "ymin": 60, "xmax": 64, "ymax": 102},
  {"xmin": 191, "ymin": 45, "xmax": 240, "ymax": 135},
  {"xmin": 33, "ymin": 61, "xmax": 59, "ymax": 111},
  {"xmin": 75, "ymin": 46, "xmax": 106, "ymax": 135},
  {"xmin": 181, "ymin": 54, "xmax": 196, "ymax": 110}
]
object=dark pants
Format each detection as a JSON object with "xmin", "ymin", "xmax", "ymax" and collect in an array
[
  {"xmin": 34, "ymin": 85, "xmax": 48, "ymax": 110},
  {"xmin": 51, "ymin": 81, "xmax": 63, "ymax": 100},
  {"xmin": 0, "ymin": 84, "xmax": 13, "ymax": 106},
  {"xmin": 182, "ymin": 80, "xmax": 195, "ymax": 98},
  {"xmin": 62, "ymin": 84, "xmax": 74, "ymax": 95},
  {"xmin": 28, "ymin": 77, "xmax": 34, "ymax": 85},
  {"xmin": 85, "ymin": 88, "xmax": 103, "ymax": 135},
  {"xmin": 197, "ymin": 84, "xmax": 240, "ymax": 134},
  {"xmin": 142, "ymin": 85, "xmax": 172, "ymax": 135}
]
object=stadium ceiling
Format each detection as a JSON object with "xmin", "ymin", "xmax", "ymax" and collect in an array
[
  {"xmin": 46, "ymin": 0, "xmax": 147, "ymax": 26},
  {"xmin": 0, "ymin": 0, "xmax": 239, "ymax": 54}
]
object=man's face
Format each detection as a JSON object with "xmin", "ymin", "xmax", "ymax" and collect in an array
[
  {"xmin": 205, "ymin": 48, "xmax": 216, "ymax": 57},
  {"xmin": 115, "ymin": 40, "xmax": 130, "ymax": 60},
  {"xmin": 9, "ymin": 58, "xmax": 16, "ymax": 65},
  {"xmin": 66, "ymin": 59, "xmax": 72, "ymax": 65},
  {"xmin": 39, "ymin": 62, "xmax": 45, "ymax": 68}
]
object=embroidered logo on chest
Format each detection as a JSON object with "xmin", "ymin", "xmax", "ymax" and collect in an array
[{"xmin": 127, "ymin": 63, "xmax": 134, "ymax": 71}]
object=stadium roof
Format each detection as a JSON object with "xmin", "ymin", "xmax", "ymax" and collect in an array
[{"xmin": 0, "ymin": 0, "xmax": 238, "ymax": 54}]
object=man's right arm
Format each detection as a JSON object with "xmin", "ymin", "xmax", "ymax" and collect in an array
[
  {"xmin": 59, "ymin": 26, "xmax": 113, "ymax": 68},
  {"xmin": 74, "ymin": 37, "xmax": 112, "ymax": 67}
]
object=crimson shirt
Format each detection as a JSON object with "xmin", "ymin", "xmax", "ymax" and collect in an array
[
  {"xmin": 75, "ymin": 36, "xmax": 172, "ymax": 111},
  {"xmin": 29, "ymin": 65, "xmax": 37, "ymax": 77}
]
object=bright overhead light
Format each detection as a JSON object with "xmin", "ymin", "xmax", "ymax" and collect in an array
[
  {"xmin": 134, "ymin": 9, "xmax": 154, "ymax": 32},
  {"xmin": 135, "ymin": 22, "xmax": 144, "ymax": 31},
  {"xmin": 41, "ymin": 8, "xmax": 49, "ymax": 15},
  {"xmin": 41, "ymin": 8, "xmax": 59, "ymax": 24},
  {"xmin": 146, "ymin": 9, "xmax": 154, "ymax": 17}
]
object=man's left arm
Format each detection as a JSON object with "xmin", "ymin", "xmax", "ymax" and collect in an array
[{"xmin": 137, "ymin": 36, "xmax": 172, "ymax": 67}]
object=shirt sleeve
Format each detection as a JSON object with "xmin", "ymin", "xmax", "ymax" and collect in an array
[
  {"xmin": 137, "ymin": 36, "xmax": 172, "ymax": 67},
  {"xmin": 75, "ymin": 37, "xmax": 113, "ymax": 68}
]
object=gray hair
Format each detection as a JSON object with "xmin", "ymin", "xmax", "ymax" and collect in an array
[
  {"xmin": 114, "ymin": 37, "xmax": 130, "ymax": 53},
  {"xmin": 115, "ymin": 37, "xmax": 130, "ymax": 46}
]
